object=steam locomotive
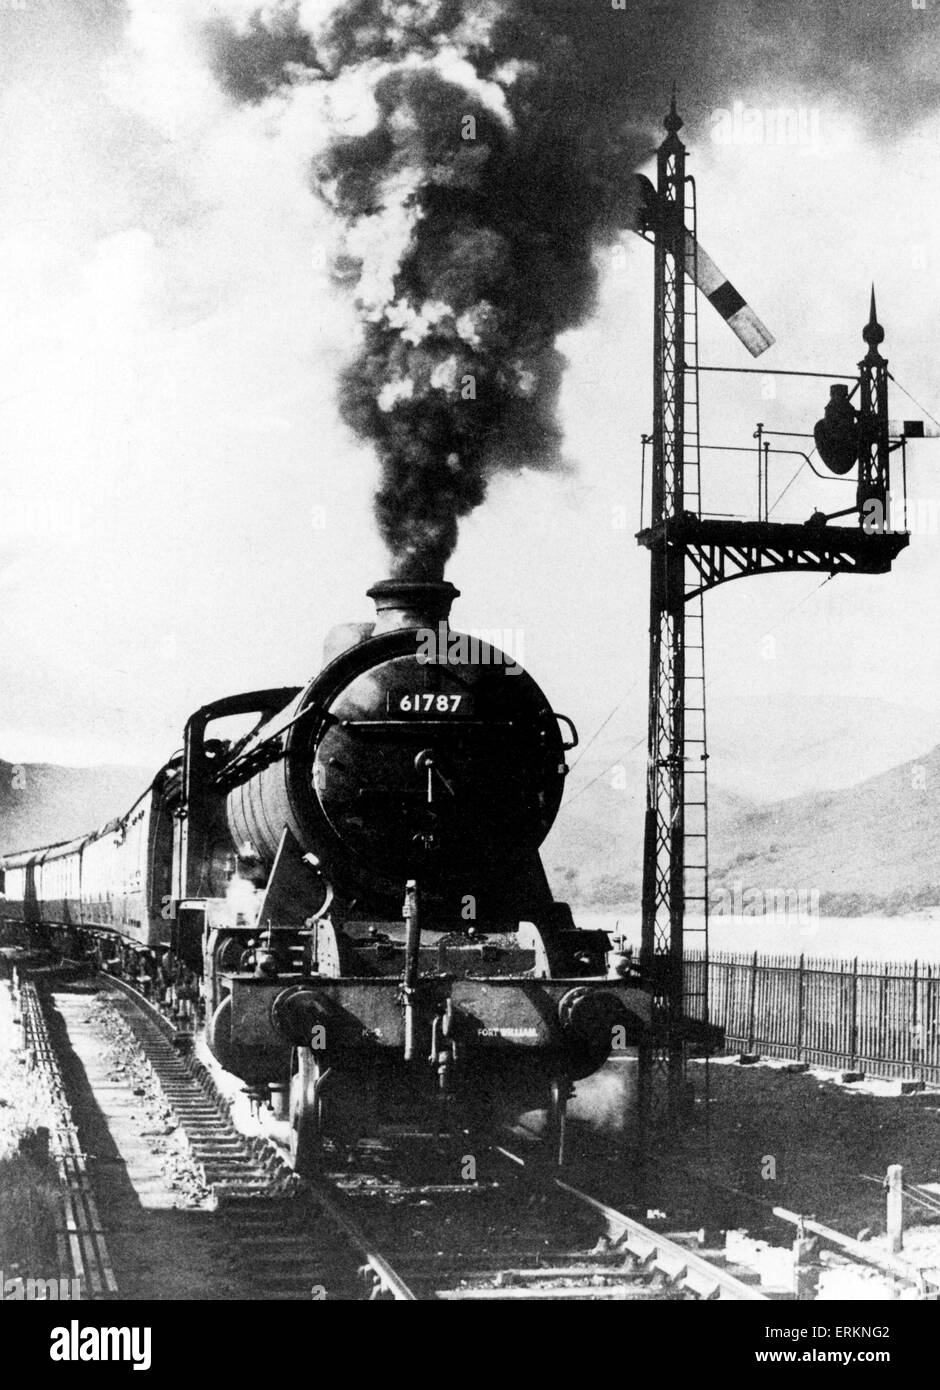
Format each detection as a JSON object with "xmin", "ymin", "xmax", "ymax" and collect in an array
[{"xmin": 0, "ymin": 580, "xmax": 710, "ymax": 1168}]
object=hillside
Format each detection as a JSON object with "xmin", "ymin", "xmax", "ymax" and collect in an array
[
  {"xmin": 0, "ymin": 760, "xmax": 152, "ymax": 855},
  {"xmin": 547, "ymin": 743, "xmax": 940, "ymax": 916},
  {"xmin": 706, "ymin": 693, "xmax": 940, "ymax": 802},
  {"xmin": 709, "ymin": 742, "xmax": 940, "ymax": 915},
  {"xmin": 543, "ymin": 751, "xmax": 752, "ymax": 910}
]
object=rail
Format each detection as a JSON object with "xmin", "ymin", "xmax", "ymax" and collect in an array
[{"xmin": 16, "ymin": 975, "xmax": 119, "ymax": 1299}]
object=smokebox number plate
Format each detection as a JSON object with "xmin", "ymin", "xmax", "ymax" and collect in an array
[{"xmin": 387, "ymin": 692, "xmax": 474, "ymax": 716}]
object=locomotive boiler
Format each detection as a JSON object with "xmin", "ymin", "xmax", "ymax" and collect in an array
[{"xmin": 0, "ymin": 579, "xmax": 717, "ymax": 1169}]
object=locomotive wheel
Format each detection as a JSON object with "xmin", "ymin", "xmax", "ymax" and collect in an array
[{"xmin": 289, "ymin": 1046, "xmax": 325, "ymax": 1177}]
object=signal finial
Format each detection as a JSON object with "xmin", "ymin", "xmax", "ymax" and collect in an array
[{"xmin": 863, "ymin": 284, "xmax": 885, "ymax": 348}]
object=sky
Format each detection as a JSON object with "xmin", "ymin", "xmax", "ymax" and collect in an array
[{"xmin": 1, "ymin": 0, "xmax": 940, "ymax": 806}]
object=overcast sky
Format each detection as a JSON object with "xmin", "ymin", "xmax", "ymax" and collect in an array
[{"xmin": 1, "ymin": 0, "xmax": 939, "ymax": 801}]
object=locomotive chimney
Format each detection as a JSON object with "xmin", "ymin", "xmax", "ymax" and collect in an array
[{"xmin": 367, "ymin": 579, "xmax": 460, "ymax": 634}]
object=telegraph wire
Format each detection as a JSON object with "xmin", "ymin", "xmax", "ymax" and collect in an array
[
  {"xmin": 559, "ymin": 572, "xmax": 837, "ymax": 817},
  {"xmin": 564, "ymin": 672, "xmax": 644, "ymax": 778},
  {"xmin": 888, "ymin": 371, "xmax": 940, "ymax": 433},
  {"xmin": 559, "ymin": 730, "xmax": 648, "ymax": 816}
]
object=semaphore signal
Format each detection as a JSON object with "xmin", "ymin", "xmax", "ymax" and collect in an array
[{"xmin": 631, "ymin": 94, "xmax": 934, "ymax": 1132}]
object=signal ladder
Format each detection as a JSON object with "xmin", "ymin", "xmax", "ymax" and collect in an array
[{"xmin": 681, "ymin": 176, "xmax": 710, "ymax": 1044}]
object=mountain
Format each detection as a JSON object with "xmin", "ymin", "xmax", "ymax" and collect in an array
[
  {"xmin": 709, "ymin": 742, "xmax": 940, "ymax": 915},
  {"xmin": 547, "ymin": 742, "xmax": 940, "ymax": 916},
  {"xmin": 544, "ymin": 749, "xmax": 752, "ymax": 911},
  {"xmin": 0, "ymin": 760, "xmax": 152, "ymax": 856},
  {"xmin": 706, "ymin": 693, "xmax": 940, "ymax": 802}
]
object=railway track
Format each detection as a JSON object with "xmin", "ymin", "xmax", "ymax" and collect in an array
[
  {"xmin": 315, "ymin": 1140, "xmax": 769, "ymax": 1301},
  {"xmin": 15, "ymin": 949, "xmax": 938, "ymax": 1302},
  {"xmin": 93, "ymin": 971, "xmax": 767, "ymax": 1301},
  {"xmin": 94, "ymin": 976, "xmax": 375, "ymax": 1300},
  {"xmin": 15, "ymin": 971, "xmax": 119, "ymax": 1300},
  {"xmin": 14, "ymin": 960, "xmax": 768, "ymax": 1301}
]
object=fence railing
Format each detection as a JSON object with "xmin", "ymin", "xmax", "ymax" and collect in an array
[{"xmin": 687, "ymin": 950, "xmax": 940, "ymax": 1084}]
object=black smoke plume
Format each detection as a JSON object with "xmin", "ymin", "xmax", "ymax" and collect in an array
[
  {"xmin": 206, "ymin": 0, "xmax": 940, "ymax": 577},
  {"xmin": 208, "ymin": 1, "xmax": 643, "ymax": 578}
]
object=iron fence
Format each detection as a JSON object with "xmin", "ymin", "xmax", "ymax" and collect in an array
[{"xmin": 687, "ymin": 950, "xmax": 940, "ymax": 1084}]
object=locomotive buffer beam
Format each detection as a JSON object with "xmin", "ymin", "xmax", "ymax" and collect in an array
[{"xmin": 637, "ymin": 514, "xmax": 909, "ymax": 598}]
